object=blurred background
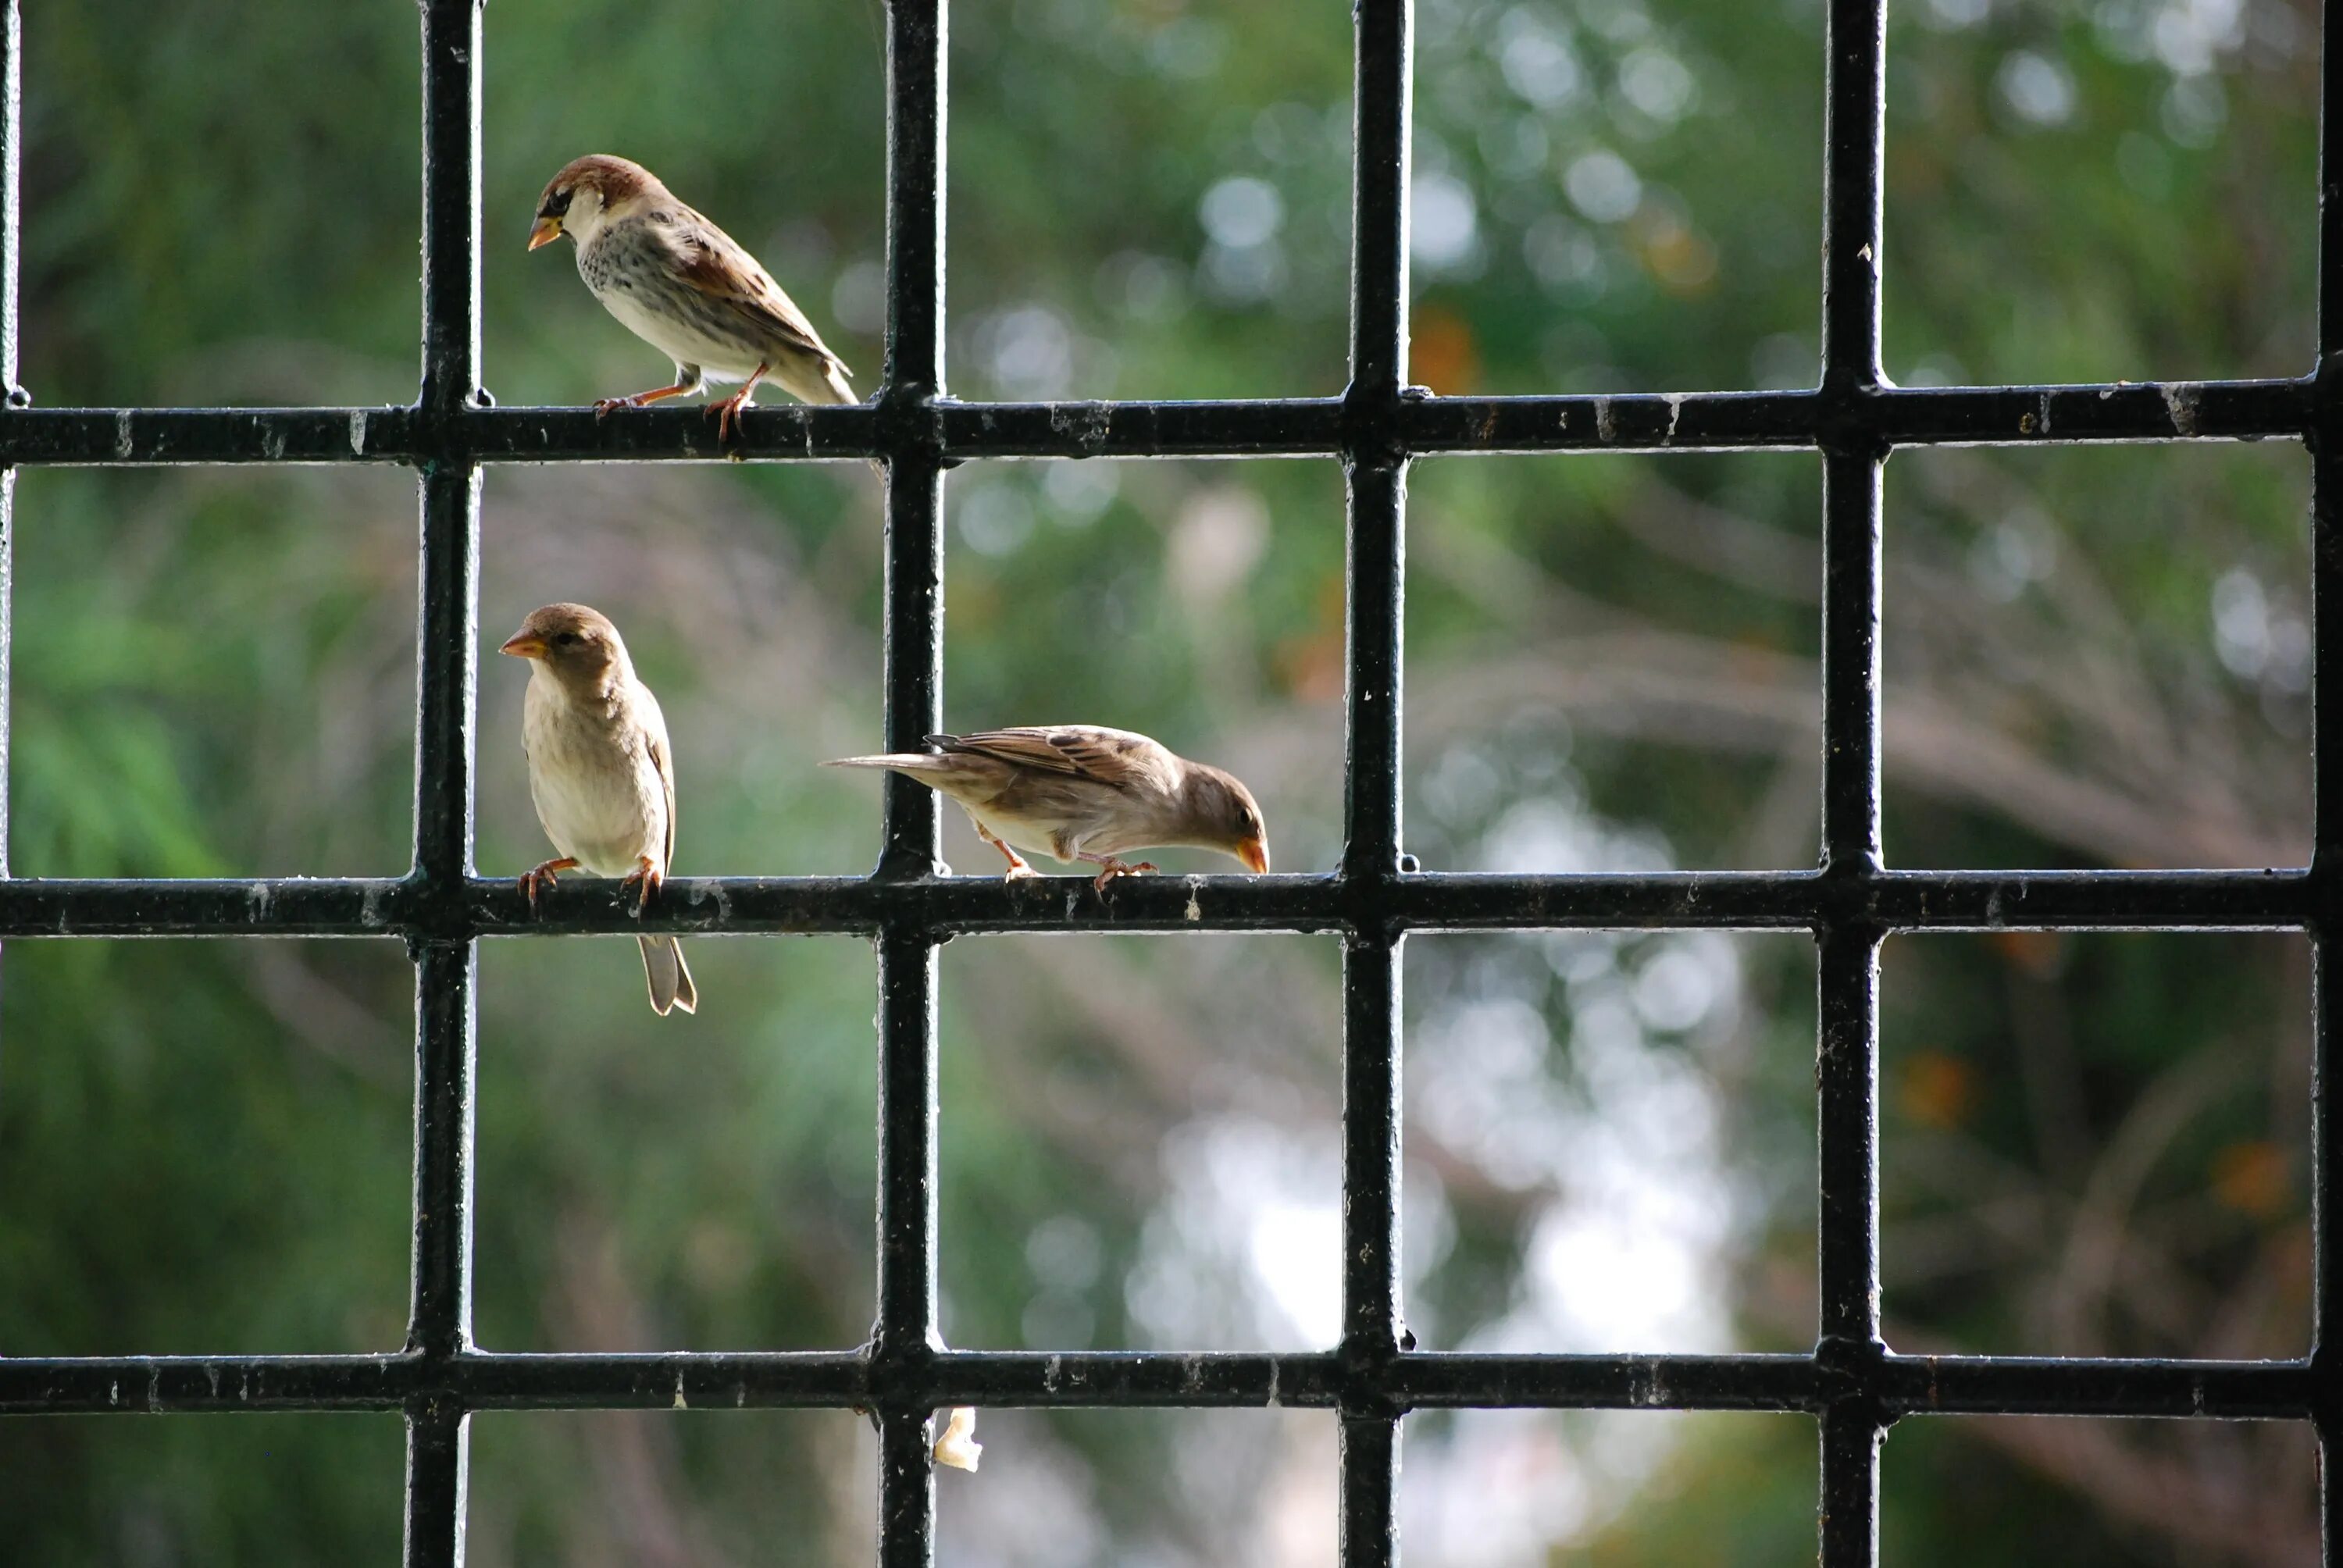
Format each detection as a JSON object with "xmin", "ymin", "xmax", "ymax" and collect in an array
[{"xmin": 0, "ymin": 0, "xmax": 2320, "ymax": 1562}]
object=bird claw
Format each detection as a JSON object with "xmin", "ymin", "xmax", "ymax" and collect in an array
[
  {"xmin": 619, "ymin": 858, "xmax": 662, "ymax": 918},
  {"xmin": 709, "ymin": 394, "xmax": 751, "ymax": 446},
  {"xmin": 1001, "ymin": 862, "xmax": 1040, "ymax": 882},
  {"xmin": 1089, "ymin": 858, "xmax": 1157, "ymax": 893},
  {"xmin": 519, "ymin": 858, "xmax": 578, "ymax": 910},
  {"xmin": 592, "ymin": 396, "xmax": 632, "ymax": 419}
]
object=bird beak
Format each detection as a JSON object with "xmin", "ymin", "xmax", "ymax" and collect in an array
[
  {"xmin": 1237, "ymin": 836, "xmax": 1270, "ymax": 875},
  {"xmin": 499, "ymin": 632, "xmax": 547, "ymax": 659},
  {"xmin": 527, "ymin": 215, "xmax": 563, "ymax": 251}
]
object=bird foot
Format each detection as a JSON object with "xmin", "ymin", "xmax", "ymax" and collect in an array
[
  {"xmin": 1001, "ymin": 861, "xmax": 1040, "ymax": 882},
  {"xmin": 595, "ymin": 378, "xmax": 697, "ymax": 419},
  {"xmin": 619, "ymin": 856, "xmax": 662, "ymax": 917},
  {"xmin": 1089, "ymin": 858, "xmax": 1157, "ymax": 893},
  {"xmin": 709, "ymin": 392, "xmax": 751, "ymax": 444},
  {"xmin": 520, "ymin": 857, "xmax": 580, "ymax": 909}
]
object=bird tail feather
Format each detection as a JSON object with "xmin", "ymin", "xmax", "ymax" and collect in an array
[
  {"xmin": 813, "ymin": 358, "xmax": 855, "ymax": 405},
  {"xmin": 638, "ymin": 935, "xmax": 697, "ymax": 1017},
  {"xmin": 822, "ymin": 754, "xmax": 950, "ymax": 773}
]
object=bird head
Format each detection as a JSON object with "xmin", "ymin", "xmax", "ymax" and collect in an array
[
  {"xmin": 529, "ymin": 155, "xmax": 661, "ymax": 251},
  {"xmin": 1182, "ymin": 764, "xmax": 1271, "ymax": 875},
  {"xmin": 498, "ymin": 603, "xmax": 631, "ymax": 690}
]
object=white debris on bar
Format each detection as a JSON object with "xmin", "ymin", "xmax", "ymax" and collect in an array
[{"xmin": 932, "ymin": 1406, "xmax": 982, "ymax": 1472}]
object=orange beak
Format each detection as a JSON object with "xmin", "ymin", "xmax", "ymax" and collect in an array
[
  {"xmin": 1236, "ymin": 836, "xmax": 1270, "ymax": 875},
  {"xmin": 499, "ymin": 632, "xmax": 547, "ymax": 659},
  {"xmin": 527, "ymin": 215, "xmax": 563, "ymax": 251}
]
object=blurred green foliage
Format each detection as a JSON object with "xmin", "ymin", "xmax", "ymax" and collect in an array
[{"xmin": 0, "ymin": 0, "xmax": 2323, "ymax": 1562}]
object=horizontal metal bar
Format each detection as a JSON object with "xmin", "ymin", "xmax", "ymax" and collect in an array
[
  {"xmin": 0, "ymin": 868, "xmax": 2309, "ymax": 938},
  {"xmin": 0, "ymin": 378, "xmax": 2309, "ymax": 468},
  {"xmin": 0, "ymin": 1348, "xmax": 2310, "ymax": 1419},
  {"xmin": 1881, "ymin": 1354, "xmax": 2313, "ymax": 1419}
]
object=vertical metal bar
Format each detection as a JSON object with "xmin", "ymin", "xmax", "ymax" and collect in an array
[
  {"xmin": 1348, "ymin": 0, "xmax": 1411, "ymax": 402},
  {"xmin": 0, "ymin": 0, "xmax": 22, "ymax": 412},
  {"xmin": 1821, "ymin": 0, "xmax": 1885, "ymax": 390},
  {"xmin": 2312, "ymin": 5, "xmax": 2343, "ymax": 1552},
  {"xmin": 1818, "ymin": 1403, "xmax": 1882, "ymax": 1565},
  {"xmin": 1339, "ymin": 1416, "xmax": 1400, "ymax": 1566},
  {"xmin": 408, "ymin": 939, "xmax": 477, "ymax": 1354},
  {"xmin": 409, "ymin": 4, "xmax": 483, "ymax": 1565},
  {"xmin": 1343, "ymin": 461, "xmax": 1407, "ymax": 876},
  {"xmin": 877, "ymin": 0, "xmax": 946, "ymax": 877},
  {"xmin": 879, "ymin": 451, "xmax": 944, "ymax": 874},
  {"xmin": 875, "ymin": 1, "xmax": 947, "ymax": 1564},
  {"xmin": 873, "ymin": 932, "xmax": 940, "ymax": 1349},
  {"xmin": 873, "ymin": 932, "xmax": 939, "ymax": 1568},
  {"xmin": 1342, "ymin": 2, "xmax": 1411, "ymax": 1564},
  {"xmin": 1816, "ymin": 925, "xmax": 1883, "ymax": 1568},
  {"xmin": 1815, "ymin": 932, "xmax": 1882, "ymax": 1346},
  {"xmin": 0, "ymin": 0, "xmax": 21, "ymax": 897},
  {"xmin": 415, "ymin": 462, "xmax": 481, "ymax": 896},
  {"xmin": 403, "ymin": 1402, "xmax": 469, "ymax": 1568},
  {"xmin": 1339, "ymin": 929, "xmax": 1403, "ymax": 1568},
  {"xmin": 420, "ymin": 0, "xmax": 483, "ymax": 419},
  {"xmin": 405, "ymin": 932, "xmax": 476, "ymax": 1568},
  {"xmin": 1816, "ymin": 1, "xmax": 1888, "ymax": 1562},
  {"xmin": 1820, "ymin": 452, "xmax": 1883, "ymax": 871}
]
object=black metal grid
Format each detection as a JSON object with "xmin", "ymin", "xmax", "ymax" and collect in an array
[{"xmin": 0, "ymin": 0, "xmax": 2334, "ymax": 1562}]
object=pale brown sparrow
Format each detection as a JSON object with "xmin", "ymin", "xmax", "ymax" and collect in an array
[
  {"xmin": 825, "ymin": 726, "xmax": 1271, "ymax": 889},
  {"xmin": 500, "ymin": 603, "xmax": 697, "ymax": 1017},
  {"xmin": 528, "ymin": 154, "xmax": 855, "ymax": 439}
]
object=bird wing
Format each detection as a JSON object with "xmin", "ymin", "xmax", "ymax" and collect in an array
[
  {"xmin": 665, "ymin": 209, "xmax": 850, "ymax": 372},
  {"xmin": 636, "ymin": 684, "xmax": 679, "ymax": 874},
  {"xmin": 929, "ymin": 727, "xmax": 1179, "ymax": 793}
]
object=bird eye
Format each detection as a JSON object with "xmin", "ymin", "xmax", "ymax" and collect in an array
[
  {"xmin": 541, "ymin": 188, "xmax": 574, "ymax": 219},
  {"xmin": 553, "ymin": 630, "xmax": 583, "ymax": 647}
]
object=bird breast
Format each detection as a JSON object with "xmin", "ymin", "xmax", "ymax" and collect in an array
[
  {"xmin": 577, "ymin": 219, "xmax": 766, "ymax": 380},
  {"xmin": 522, "ymin": 679, "xmax": 666, "ymax": 875}
]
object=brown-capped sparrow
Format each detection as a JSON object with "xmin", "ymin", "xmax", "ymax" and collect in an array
[
  {"xmin": 500, "ymin": 603, "xmax": 697, "ymax": 1017},
  {"xmin": 825, "ymin": 726, "xmax": 1271, "ymax": 889},
  {"xmin": 528, "ymin": 154, "xmax": 855, "ymax": 439}
]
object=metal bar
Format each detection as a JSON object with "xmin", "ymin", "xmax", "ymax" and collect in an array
[
  {"xmin": 402, "ymin": 1402, "xmax": 468, "ymax": 1568},
  {"xmin": 872, "ymin": 932, "xmax": 940, "ymax": 1356},
  {"xmin": 0, "ymin": 0, "xmax": 17, "ymax": 913},
  {"xmin": 0, "ymin": 865, "xmax": 2317, "ymax": 937},
  {"xmin": 873, "ymin": 0, "xmax": 948, "ymax": 1561},
  {"xmin": 0, "ymin": 0, "xmax": 20, "ymax": 412},
  {"xmin": 1820, "ymin": 0, "xmax": 1885, "ymax": 390},
  {"xmin": 0, "ymin": 379, "xmax": 2315, "ymax": 465},
  {"xmin": 1819, "ymin": 1406, "xmax": 1881, "ymax": 1566},
  {"xmin": 2314, "ymin": 0, "xmax": 2343, "ymax": 1551},
  {"xmin": 1817, "ymin": 0, "xmax": 1890, "ymax": 1557},
  {"xmin": 407, "ymin": 939, "xmax": 476, "ymax": 1359},
  {"xmin": 1820, "ymin": 453, "xmax": 1884, "ymax": 869},
  {"xmin": 408, "ymin": 2, "xmax": 483, "ymax": 1562},
  {"xmin": 420, "ymin": 1, "xmax": 483, "ymax": 419},
  {"xmin": 2314, "ymin": 5, "xmax": 2343, "ymax": 1558},
  {"xmin": 1815, "ymin": 930, "xmax": 1883, "ymax": 1346},
  {"xmin": 1341, "ymin": 0, "xmax": 1413, "ymax": 1557},
  {"xmin": 5, "ymin": 1346, "xmax": 2323, "ymax": 1418}
]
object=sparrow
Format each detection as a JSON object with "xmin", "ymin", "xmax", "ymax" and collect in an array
[
  {"xmin": 499, "ymin": 603, "xmax": 697, "ymax": 1017},
  {"xmin": 528, "ymin": 154, "xmax": 855, "ymax": 440},
  {"xmin": 824, "ymin": 726, "xmax": 1271, "ymax": 890}
]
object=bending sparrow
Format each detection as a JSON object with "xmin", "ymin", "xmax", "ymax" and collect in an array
[
  {"xmin": 825, "ymin": 726, "xmax": 1271, "ymax": 890},
  {"xmin": 528, "ymin": 154, "xmax": 855, "ymax": 439},
  {"xmin": 500, "ymin": 603, "xmax": 697, "ymax": 1017}
]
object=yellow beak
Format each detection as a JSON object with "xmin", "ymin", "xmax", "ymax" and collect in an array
[
  {"xmin": 527, "ymin": 215, "xmax": 563, "ymax": 251},
  {"xmin": 1237, "ymin": 836, "xmax": 1270, "ymax": 875},
  {"xmin": 499, "ymin": 633, "xmax": 547, "ymax": 658}
]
